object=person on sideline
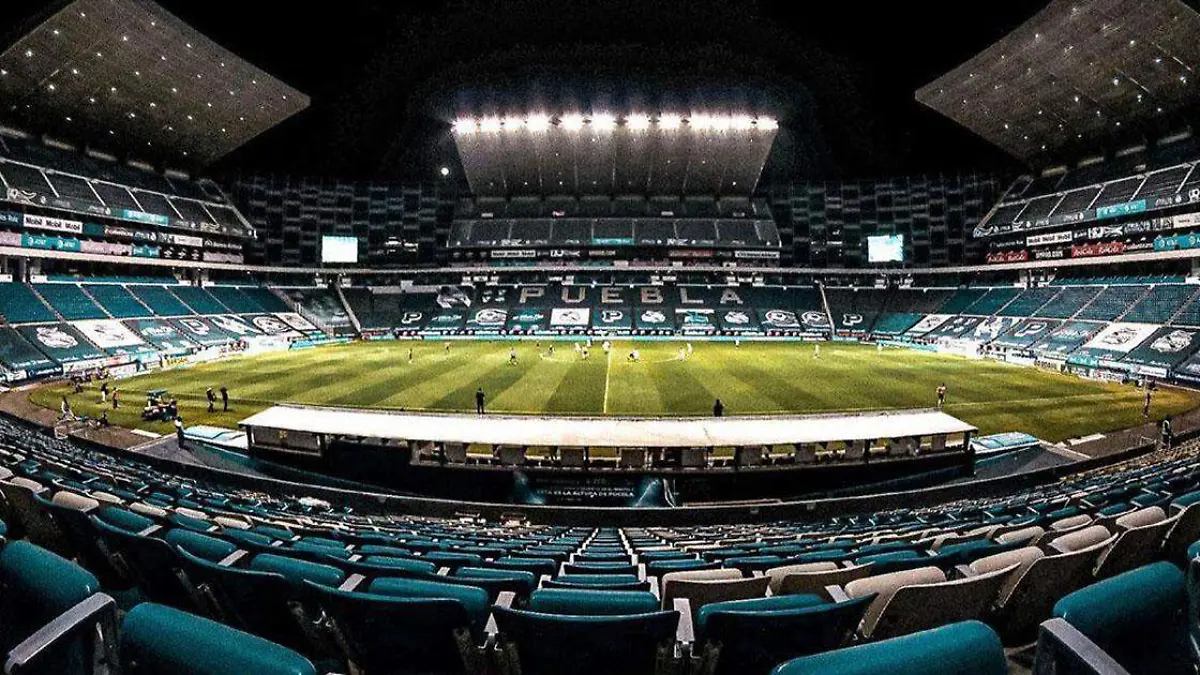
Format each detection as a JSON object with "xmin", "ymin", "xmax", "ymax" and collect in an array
[
  {"xmin": 475, "ymin": 388, "xmax": 486, "ymax": 415},
  {"xmin": 936, "ymin": 383, "xmax": 947, "ymax": 409},
  {"xmin": 713, "ymin": 398, "xmax": 725, "ymax": 417}
]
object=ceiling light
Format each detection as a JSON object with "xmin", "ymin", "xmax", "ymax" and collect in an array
[
  {"xmin": 561, "ymin": 114, "xmax": 585, "ymax": 131},
  {"xmin": 479, "ymin": 118, "xmax": 502, "ymax": 133},
  {"xmin": 626, "ymin": 113, "xmax": 651, "ymax": 131},
  {"xmin": 590, "ymin": 113, "xmax": 616, "ymax": 131},
  {"xmin": 659, "ymin": 113, "xmax": 682, "ymax": 130},
  {"xmin": 756, "ymin": 117, "xmax": 778, "ymax": 131},
  {"xmin": 452, "ymin": 118, "xmax": 476, "ymax": 134},
  {"xmin": 526, "ymin": 114, "xmax": 551, "ymax": 132},
  {"xmin": 502, "ymin": 116, "xmax": 524, "ymax": 131}
]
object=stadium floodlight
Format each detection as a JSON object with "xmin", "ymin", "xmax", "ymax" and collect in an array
[
  {"xmin": 452, "ymin": 118, "xmax": 477, "ymax": 134},
  {"xmin": 730, "ymin": 114, "xmax": 755, "ymax": 131},
  {"xmin": 526, "ymin": 114, "xmax": 551, "ymax": 132},
  {"xmin": 626, "ymin": 113, "xmax": 651, "ymax": 131},
  {"xmin": 479, "ymin": 117, "xmax": 503, "ymax": 133},
  {"xmin": 502, "ymin": 117, "xmax": 525, "ymax": 131},
  {"xmin": 688, "ymin": 114, "xmax": 712, "ymax": 131},
  {"xmin": 658, "ymin": 113, "xmax": 682, "ymax": 130},
  {"xmin": 590, "ymin": 113, "xmax": 616, "ymax": 131},
  {"xmin": 756, "ymin": 116, "xmax": 779, "ymax": 131},
  {"xmin": 561, "ymin": 113, "xmax": 585, "ymax": 131}
]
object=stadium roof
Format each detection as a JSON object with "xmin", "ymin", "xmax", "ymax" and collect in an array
[
  {"xmin": 915, "ymin": 0, "xmax": 1200, "ymax": 161},
  {"xmin": 452, "ymin": 112, "xmax": 778, "ymax": 197},
  {"xmin": 0, "ymin": 0, "xmax": 310, "ymax": 166}
]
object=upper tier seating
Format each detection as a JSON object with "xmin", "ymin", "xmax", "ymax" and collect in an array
[
  {"xmin": 962, "ymin": 288, "xmax": 1020, "ymax": 316},
  {"xmin": 170, "ymin": 286, "xmax": 229, "ymax": 315},
  {"xmin": 0, "ymin": 283, "xmax": 57, "ymax": 323},
  {"xmin": 1075, "ymin": 285, "xmax": 1150, "ymax": 322},
  {"xmin": 997, "ymin": 287, "xmax": 1062, "ymax": 317},
  {"xmin": 938, "ymin": 289, "xmax": 988, "ymax": 314},
  {"xmin": 1036, "ymin": 286, "xmax": 1102, "ymax": 319},
  {"xmin": 31, "ymin": 284, "xmax": 107, "ymax": 320},
  {"xmin": 1122, "ymin": 284, "xmax": 1199, "ymax": 324},
  {"xmin": 83, "ymin": 284, "xmax": 151, "ymax": 319},
  {"xmin": 128, "ymin": 286, "xmax": 194, "ymax": 317},
  {"xmin": 207, "ymin": 286, "xmax": 268, "ymax": 314}
]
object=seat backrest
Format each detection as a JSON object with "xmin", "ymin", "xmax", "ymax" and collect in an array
[
  {"xmin": 1048, "ymin": 525, "xmax": 1111, "ymax": 553},
  {"xmin": 529, "ymin": 589, "xmax": 659, "ymax": 616},
  {"xmin": 968, "ymin": 546, "xmax": 1045, "ymax": 605},
  {"xmin": 368, "ymin": 576, "xmax": 491, "ymax": 630},
  {"xmin": 1114, "ymin": 506, "xmax": 1165, "ymax": 531},
  {"xmin": 764, "ymin": 562, "xmax": 838, "ymax": 594},
  {"xmin": 772, "ymin": 620, "xmax": 1008, "ymax": 675},
  {"xmin": 845, "ymin": 565, "xmax": 945, "ymax": 634},
  {"xmin": 304, "ymin": 582, "xmax": 475, "ymax": 675},
  {"xmin": 0, "ymin": 540, "xmax": 100, "ymax": 632},
  {"xmin": 1163, "ymin": 501, "xmax": 1200, "ymax": 562},
  {"xmin": 776, "ymin": 562, "xmax": 876, "ymax": 599},
  {"xmin": 864, "ymin": 563, "xmax": 1018, "ymax": 640},
  {"xmin": 492, "ymin": 606, "xmax": 680, "ymax": 675},
  {"xmin": 661, "ymin": 575, "xmax": 769, "ymax": 618},
  {"xmin": 995, "ymin": 525, "xmax": 1044, "ymax": 546},
  {"xmin": 1052, "ymin": 561, "xmax": 1189, "ymax": 673},
  {"xmin": 700, "ymin": 595, "xmax": 874, "ymax": 675},
  {"xmin": 121, "ymin": 602, "xmax": 316, "ymax": 675},
  {"xmin": 1094, "ymin": 516, "xmax": 1177, "ymax": 579}
]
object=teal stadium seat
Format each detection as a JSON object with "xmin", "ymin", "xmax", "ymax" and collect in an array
[
  {"xmin": 0, "ymin": 540, "xmax": 106, "ymax": 673},
  {"xmin": 693, "ymin": 594, "xmax": 873, "ymax": 675},
  {"xmin": 120, "ymin": 603, "xmax": 316, "ymax": 675},
  {"xmin": 1043, "ymin": 562, "xmax": 1190, "ymax": 675},
  {"xmin": 492, "ymin": 589, "xmax": 680, "ymax": 675},
  {"xmin": 770, "ymin": 620, "xmax": 1007, "ymax": 675},
  {"xmin": 305, "ymin": 579, "xmax": 487, "ymax": 675}
]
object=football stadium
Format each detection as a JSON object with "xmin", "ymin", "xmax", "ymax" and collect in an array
[{"xmin": 7, "ymin": 0, "xmax": 1200, "ymax": 672}]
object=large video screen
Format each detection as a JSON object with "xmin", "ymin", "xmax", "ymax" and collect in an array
[
  {"xmin": 321, "ymin": 236, "xmax": 359, "ymax": 264},
  {"xmin": 867, "ymin": 234, "xmax": 905, "ymax": 263}
]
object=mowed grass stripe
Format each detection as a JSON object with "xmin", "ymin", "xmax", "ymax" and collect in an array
[{"xmin": 543, "ymin": 357, "xmax": 606, "ymax": 414}]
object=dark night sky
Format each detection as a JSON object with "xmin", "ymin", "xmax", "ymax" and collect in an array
[{"xmin": 3, "ymin": 0, "xmax": 1066, "ymax": 183}]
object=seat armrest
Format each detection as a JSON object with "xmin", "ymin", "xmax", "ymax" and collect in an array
[
  {"xmin": 637, "ymin": 563, "xmax": 647, "ymax": 580},
  {"xmin": 5, "ymin": 594, "xmax": 118, "ymax": 675},
  {"xmin": 538, "ymin": 574, "xmax": 550, "ymax": 589},
  {"xmin": 955, "ymin": 564, "xmax": 977, "ymax": 578},
  {"xmin": 218, "ymin": 549, "xmax": 248, "ymax": 567},
  {"xmin": 648, "ymin": 576, "xmax": 660, "ymax": 600},
  {"xmin": 338, "ymin": 574, "xmax": 365, "ymax": 592},
  {"xmin": 1033, "ymin": 618, "xmax": 1132, "ymax": 675},
  {"xmin": 136, "ymin": 524, "xmax": 162, "ymax": 537},
  {"xmin": 673, "ymin": 598, "xmax": 694, "ymax": 645},
  {"xmin": 825, "ymin": 585, "xmax": 851, "ymax": 603},
  {"xmin": 485, "ymin": 591, "xmax": 517, "ymax": 638}
]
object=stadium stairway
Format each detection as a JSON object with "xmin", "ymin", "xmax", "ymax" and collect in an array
[
  {"xmin": 269, "ymin": 287, "xmax": 336, "ymax": 334},
  {"xmin": 334, "ymin": 284, "xmax": 363, "ymax": 334},
  {"xmin": 74, "ymin": 284, "xmax": 115, "ymax": 319}
]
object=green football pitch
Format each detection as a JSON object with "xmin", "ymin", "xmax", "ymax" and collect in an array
[{"xmin": 33, "ymin": 340, "xmax": 1200, "ymax": 442}]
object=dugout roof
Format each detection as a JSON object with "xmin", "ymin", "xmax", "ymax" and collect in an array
[
  {"xmin": 240, "ymin": 405, "xmax": 976, "ymax": 449},
  {"xmin": 0, "ymin": 0, "xmax": 310, "ymax": 165},
  {"xmin": 916, "ymin": 0, "xmax": 1200, "ymax": 160}
]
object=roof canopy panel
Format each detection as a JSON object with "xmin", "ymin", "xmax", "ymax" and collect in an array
[
  {"xmin": 0, "ymin": 0, "xmax": 310, "ymax": 165},
  {"xmin": 916, "ymin": 0, "xmax": 1200, "ymax": 160}
]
